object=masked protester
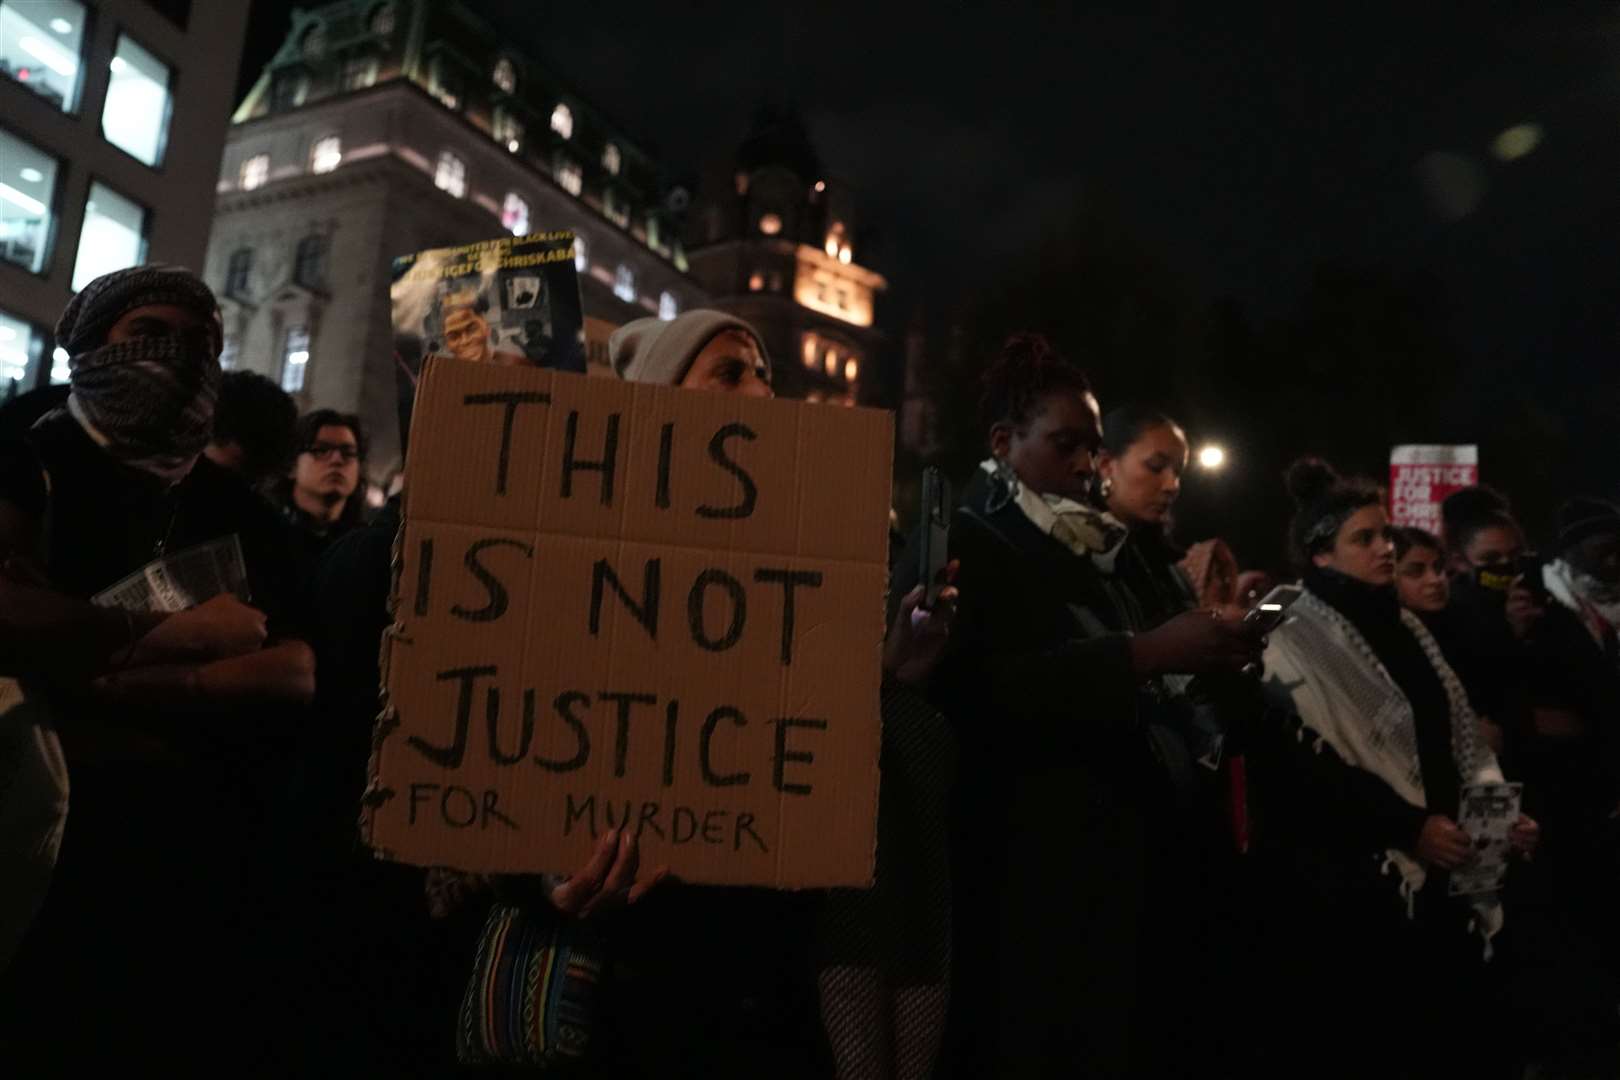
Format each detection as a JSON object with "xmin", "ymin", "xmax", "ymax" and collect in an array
[
  {"xmin": 1521, "ymin": 499, "xmax": 1620, "ymax": 967},
  {"xmin": 1252, "ymin": 459, "xmax": 1539, "ymax": 1079},
  {"xmin": 0, "ymin": 265, "xmax": 314, "ymax": 1068}
]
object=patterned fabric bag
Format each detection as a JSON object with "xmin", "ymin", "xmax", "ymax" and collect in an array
[{"xmin": 456, "ymin": 903, "xmax": 603, "ymax": 1066}]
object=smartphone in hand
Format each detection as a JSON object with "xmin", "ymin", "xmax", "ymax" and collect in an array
[
  {"xmin": 919, "ymin": 466, "xmax": 951, "ymax": 610},
  {"xmin": 1243, "ymin": 584, "xmax": 1302, "ymax": 635}
]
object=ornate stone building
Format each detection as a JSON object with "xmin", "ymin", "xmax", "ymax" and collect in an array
[
  {"xmin": 684, "ymin": 108, "xmax": 889, "ymax": 408},
  {"xmin": 204, "ymin": 0, "xmax": 704, "ymax": 477}
]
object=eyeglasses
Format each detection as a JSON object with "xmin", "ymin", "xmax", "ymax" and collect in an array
[{"xmin": 304, "ymin": 442, "xmax": 359, "ymax": 462}]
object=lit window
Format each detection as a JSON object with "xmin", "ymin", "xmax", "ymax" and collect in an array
[
  {"xmin": 434, "ymin": 151, "xmax": 466, "ymax": 197},
  {"xmin": 824, "ymin": 349, "xmax": 837, "ymax": 376},
  {"xmin": 844, "ymin": 358, "xmax": 859, "ymax": 382},
  {"xmin": 602, "ymin": 142, "xmax": 621, "ymax": 175},
  {"xmin": 556, "ymin": 159, "xmax": 582, "ymax": 196},
  {"xmin": 494, "ymin": 108, "xmax": 524, "ymax": 153},
  {"xmin": 550, "ymin": 103, "xmax": 573, "ymax": 139},
  {"xmin": 294, "ymin": 234, "xmax": 327, "ymax": 289},
  {"xmin": 501, "ymin": 192, "xmax": 529, "ymax": 235},
  {"xmin": 0, "ymin": 308, "xmax": 42, "ymax": 385},
  {"xmin": 428, "ymin": 57, "xmax": 461, "ymax": 110},
  {"xmin": 49, "ymin": 345, "xmax": 68, "ymax": 383},
  {"xmin": 603, "ymin": 188, "xmax": 628, "ymax": 226},
  {"xmin": 573, "ymin": 234, "xmax": 587, "ymax": 272},
  {"xmin": 0, "ymin": 0, "xmax": 87, "ymax": 113},
  {"xmin": 300, "ymin": 22, "xmax": 326, "ymax": 59},
  {"xmin": 219, "ymin": 335, "xmax": 239, "ymax": 371},
  {"xmin": 758, "ymin": 213, "xmax": 782, "ymax": 236},
  {"xmin": 0, "ymin": 128, "xmax": 59, "ymax": 275},
  {"xmin": 658, "ymin": 291, "xmax": 677, "ymax": 321},
  {"xmin": 492, "ymin": 57, "xmax": 516, "ymax": 94},
  {"xmin": 310, "ymin": 135, "xmax": 341, "ymax": 174},
  {"xmin": 71, "ymin": 182, "xmax": 147, "ymax": 292},
  {"xmin": 839, "ymin": 246, "xmax": 853, "ymax": 265},
  {"xmin": 342, "ymin": 56, "xmax": 378, "ymax": 90},
  {"xmin": 748, "ymin": 272, "xmax": 764, "ymax": 292},
  {"xmin": 225, "ymin": 247, "xmax": 253, "ymax": 298},
  {"xmin": 613, "ymin": 264, "xmax": 635, "ymax": 303},
  {"xmin": 240, "ymin": 153, "xmax": 269, "ymax": 190},
  {"xmin": 370, "ymin": 2, "xmax": 396, "ymax": 36},
  {"xmin": 102, "ymin": 35, "xmax": 173, "ymax": 166},
  {"xmin": 281, "ymin": 326, "xmax": 311, "ymax": 393},
  {"xmin": 801, "ymin": 335, "xmax": 817, "ymax": 367}
]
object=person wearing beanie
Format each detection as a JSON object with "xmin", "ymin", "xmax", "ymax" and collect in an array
[
  {"xmin": 1253, "ymin": 457, "xmax": 1542, "ymax": 1079},
  {"xmin": 0, "ymin": 265, "xmax": 315, "ymax": 1067},
  {"xmin": 609, "ymin": 309, "xmax": 772, "ymax": 394}
]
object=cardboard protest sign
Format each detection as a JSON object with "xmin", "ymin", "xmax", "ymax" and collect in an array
[
  {"xmin": 392, "ymin": 232, "xmax": 586, "ymax": 456},
  {"xmin": 364, "ymin": 358, "xmax": 893, "ymax": 888},
  {"xmin": 1389, "ymin": 445, "xmax": 1478, "ymax": 534}
]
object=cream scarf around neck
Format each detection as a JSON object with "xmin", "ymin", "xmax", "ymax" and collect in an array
[{"xmin": 979, "ymin": 458, "xmax": 1129, "ymax": 571}]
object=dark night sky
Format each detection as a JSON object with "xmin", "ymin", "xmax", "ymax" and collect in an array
[{"xmin": 240, "ymin": 1, "xmax": 1619, "ymax": 556}]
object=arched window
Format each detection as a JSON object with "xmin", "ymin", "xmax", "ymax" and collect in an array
[
  {"xmin": 602, "ymin": 142, "xmax": 621, "ymax": 175},
  {"xmin": 225, "ymin": 247, "xmax": 253, "ymax": 298},
  {"xmin": 434, "ymin": 151, "xmax": 466, "ymax": 197},
  {"xmin": 572, "ymin": 234, "xmax": 588, "ymax": 272},
  {"xmin": 555, "ymin": 158, "xmax": 582, "ymax": 196},
  {"xmin": 550, "ymin": 103, "xmax": 574, "ymax": 139},
  {"xmin": 300, "ymin": 23, "xmax": 326, "ymax": 59},
  {"xmin": 658, "ymin": 291, "xmax": 678, "ymax": 321},
  {"xmin": 493, "ymin": 108, "xmax": 523, "ymax": 153},
  {"xmin": 369, "ymin": 2, "xmax": 396, "ymax": 36},
  {"xmin": 613, "ymin": 264, "xmax": 635, "ymax": 303},
  {"xmin": 310, "ymin": 135, "xmax": 341, "ymax": 174},
  {"xmin": 501, "ymin": 192, "xmax": 529, "ymax": 236},
  {"xmin": 294, "ymin": 234, "xmax": 327, "ymax": 289},
  {"xmin": 492, "ymin": 58, "xmax": 516, "ymax": 94}
]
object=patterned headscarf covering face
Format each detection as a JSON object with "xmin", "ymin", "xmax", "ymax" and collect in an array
[{"xmin": 55, "ymin": 265, "xmax": 224, "ymax": 482}]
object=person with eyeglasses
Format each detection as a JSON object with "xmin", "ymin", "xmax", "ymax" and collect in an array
[{"xmin": 276, "ymin": 409, "xmax": 368, "ymax": 557}]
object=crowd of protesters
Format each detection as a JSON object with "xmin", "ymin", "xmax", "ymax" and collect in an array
[{"xmin": 2, "ymin": 264, "xmax": 1618, "ymax": 1079}]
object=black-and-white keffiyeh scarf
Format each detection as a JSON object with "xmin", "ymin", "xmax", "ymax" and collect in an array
[
  {"xmin": 1262, "ymin": 588, "xmax": 1506, "ymax": 954},
  {"xmin": 66, "ymin": 327, "xmax": 221, "ymax": 483},
  {"xmin": 980, "ymin": 458, "xmax": 1129, "ymax": 571}
]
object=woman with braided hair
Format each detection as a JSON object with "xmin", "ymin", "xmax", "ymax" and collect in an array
[{"xmin": 1254, "ymin": 458, "xmax": 1539, "ymax": 1079}]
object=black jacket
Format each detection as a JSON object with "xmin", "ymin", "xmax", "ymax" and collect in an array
[{"xmin": 917, "ymin": 472, "xmax": 1159, "ymax": 1077}]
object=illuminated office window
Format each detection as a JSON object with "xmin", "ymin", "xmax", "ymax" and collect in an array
[
  {"xmin": 0, "ymin": 307, "xmax": 43, "ymax": 385},
  {"xmin": 103, "ymin": 35, "xmax": 172, "ymax": 166},
  {"xmin": 240, "ymin": 153, "xmax": 269, "ymax": 190},
  {"xmin": 613, "ymin": 264, "xmax": 635, "ymax": 303},
  {"xmin": 71, "ymin": 182, "xmax": 147, "ymax": 292},
  {"xmin": 434, "ymin": 151, "xmax": 466, "ymax": 197},
  {"xmin": 0, "ymin": 0, "xmax": 86, "ymax": 113},
  {"xmin": 492, "ymin": 57, "xmax": 516, "ymax": 94},
  {"xmin": 0, "ymin": 128, "xmax": 59, "ymax": 274},
  {"xmin": 310, "ymin": 134, "xmax": 341, "ymax": 174},
  {"xmin": 281, "ymin": 326, "xmax": 310, "ymax": 393},
  {"xmin": 501, "ymin": 192, "xmax": 529, "ymax": 235},
  {"xmin": 550, "ymin": 103, "xmax": 573, "ymax": 139}
]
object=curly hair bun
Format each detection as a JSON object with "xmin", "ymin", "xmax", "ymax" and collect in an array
[{"xmin": 1285, "ymin": 456, "xmax": 1339, "ymax": 507}]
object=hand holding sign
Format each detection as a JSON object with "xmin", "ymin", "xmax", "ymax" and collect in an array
[{"xmin": 548, "ymin": 827, "xmax": 671, "ymax": 918}]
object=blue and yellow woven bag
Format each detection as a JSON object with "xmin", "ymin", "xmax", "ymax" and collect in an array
[{"xmin": 457, "ymin": 903, "xmax": 603, "ymax": 1066}]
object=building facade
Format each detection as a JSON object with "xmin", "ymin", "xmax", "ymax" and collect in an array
[
  {"xmin": 0, "ymin": 0, "xmax": 249, "ymax": 391},
  {"xmin": 684, "ymin": 108, "xmax": 888, "ymax": 408},
  {"xmin": 206, "ymin": 0, "xmax": 704, "ymax": 479}
]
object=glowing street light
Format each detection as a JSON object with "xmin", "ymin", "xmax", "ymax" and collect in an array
[{"xmin": 1197, "ymin": 444, "xmax": 1227, "ymax": 471}]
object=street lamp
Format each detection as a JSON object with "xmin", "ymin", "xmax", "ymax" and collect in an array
[{"xmin": 1197, "ymin": 444, "xmax": 1227, "ymax": 471}]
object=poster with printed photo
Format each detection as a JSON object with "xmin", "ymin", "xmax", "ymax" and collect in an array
[{"xmin": 391, "ymin": 231, "xmax": 586, "ymax": 455}]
